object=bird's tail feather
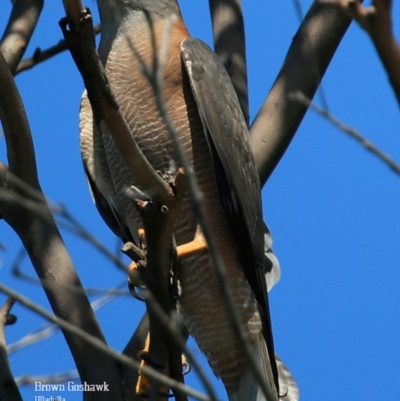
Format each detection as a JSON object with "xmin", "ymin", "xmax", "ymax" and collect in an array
[
  {"xmin": 228, "ymin": 337, "xmax": 278, "ymax": 401},
  {"xmin": 276, "ymin": 354, "xmax": 299, "ymax": 401}
]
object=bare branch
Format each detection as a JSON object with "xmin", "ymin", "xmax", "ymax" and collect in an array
[
  {"xmin": 290, "ymin": 0, "xmax": 330, "ymax": 111},
  {"xmin": 0, "ymin": 0, "xmax": 44, "ymax": 74},
  {"xmin": 0, "ymin": 175, "xmax": 128, "ymax": 272},
  {"xmin": 62, "ymin": 0, "xmax": 86, "ymax": 25},
  {"xmin": 251, "ymin": 0, "xmax": 357, "ymax": 186},
  {"xmin": 15, "ymin": 25, "xmax": 101, "ymax": 75},
  {"xmin": 55, "ymin": 204, "xmax": 128, "ymax": 272},
  {"xmin": 289, "ymin": 91, "xmax": 400, "ymax": 176},
  {"xmin": 209, "ymin": 0, "xmax": 249, "ymax": 125},
  {"xmin": 0, "ymin": 298, "xmax": 23, "ymax": 401},
  {"xmin": 0, "ymin": 283, "xmax": 211, "ymax": 401},
  {"xmin": 8, "ymin": 322, "xmax": 58, "ymax": 355},
  {"xmin": 0, "ymin": 49, "xmax": 128, "ymax": 400},
  {"xmin": 0, "ymin": 56, "xmax": 39, "ymax": 187},
  {"xmin": 16, "ymin": 371, "xmax": 79, "ymax": 386},
  {"xmin": 8, "ymin": 281, "xmax": 128, "ymax": 355},
  {"xmin": 328, "ymin": 0, "xmax": 400, "ymax": 105}
]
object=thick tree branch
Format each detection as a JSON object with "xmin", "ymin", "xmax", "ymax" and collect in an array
[
  {"xmin": 130, "ymin": 189, "xmax": 185, "ymax": 400},
  {"xmin": 0, "ymin": 51, "xmax": 128, "ymax": 401},
  {"xmin": 0, "ymin": 0, "xmax": 43, "ymax": 74},
  {"xmin": 291, "ymin": 0, "xmax": 330, "ymax": 111},
  {"xmin": 251, "ymin": 0, "xmax": 358, "ymax": 186},
  {"xmin": 209, "ymin": 0, "xmax": 249, "ymax": 126}
]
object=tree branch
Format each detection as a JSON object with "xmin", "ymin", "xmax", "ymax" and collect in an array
[
  {"xmin": 289, "ymin": 90, "xmax": 400, "ymax": 175},
  {"xmin": 0, "ymin": 0, "xmax": 44, "ymax": 74},
  {"xmin": 330, "ymin": 0, "xmax": 400, "ymax": 105},
  {"xmin": 0, "ymin": 50, "xmax": 127, "ymax": 401},
  {"xmin": 251, "ymin": 0, "xmax": 359, "ymax": 186},
  {"xmin": 290, "ymin": 0, "xmax": 330, "ymax": 111},
  {"xmin": 16, "ymin": 370, "xmax": 79, "ymax": 386},
  {"xmin": 7, "ymin": 281, "xmax": 129, "ymax": 355},
  {"xmin": 15, "ymin": 24, "xmax": 101, "ymax": 75},
  {"xmin": 0, "ymin": 283, "xmax": 211, "ymax": 401},
  {"xmin": 209, "ymin": 0, "xmax": 249, "ymax": 126}
]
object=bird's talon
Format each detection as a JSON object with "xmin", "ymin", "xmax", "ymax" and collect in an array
[{"xmin": 128, "ymin": 282, "xmax": 146, "ymax": 301}]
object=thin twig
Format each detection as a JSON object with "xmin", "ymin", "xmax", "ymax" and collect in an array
[
  {"xmin": 16, "ymin": 370, "xmax": 79, "ymax": 386},
  {"xmin": 15, "ymin": 25, "xmax": 101, "ymax": 75},
  {"xmin": 0, "ymin": 282, "xmax": 210, "ymax": 401},
  {"xmin": 0, "ymin": 185, "xmax": 128, "ymax": 273},
  {"xmin": 55, "ymin": 204, "xmax": 128, "ymax": 272},
  {"xmin": 289, "ymin": 90, "xmax": 400, "ymax": 175},
  {"xmin": 0, "ymin": 170, "xmax": 128, "ymax": 271},
  {"xmin": 7, "ymin": 281, "xmax": 129, "ymax": 355}
]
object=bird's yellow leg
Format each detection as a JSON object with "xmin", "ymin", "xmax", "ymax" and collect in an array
[
  {"xmin": 138, "ymin": 228, "xmax": 146, "ymax": 248},
  {"xmin": 135, "ymin": 334, "xmax": 151, "ymax": 396},
  {"xmin": 176, "ymin": 234, "xmax": 207, "ymax": 259},
  {"xmin": 135, "ymin": 334, "xmax": 189, "ymax": 396}
]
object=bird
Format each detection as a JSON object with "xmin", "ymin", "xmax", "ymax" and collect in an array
[{"xmin": 79, "ymin": 1, "xmax": 297, "ymax": 400}]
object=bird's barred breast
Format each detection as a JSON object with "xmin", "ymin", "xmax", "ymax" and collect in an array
[{"xmin": 99, "ymin": 19, "xmax": 263, "ymax": 391}]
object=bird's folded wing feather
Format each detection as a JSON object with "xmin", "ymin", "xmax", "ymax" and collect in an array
[{"xmin": 181, "ymin": 37, "xmax": 278, "ymax": 386}]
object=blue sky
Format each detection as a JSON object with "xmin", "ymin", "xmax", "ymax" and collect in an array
[{"xmin": 1, "ymin": 1, "xmax": 400, "ymax": 400}]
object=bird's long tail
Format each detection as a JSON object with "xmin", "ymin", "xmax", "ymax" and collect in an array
[
  {"xmin": 228, "ymin": 338, "xmax": 299, "ymax": 401},
  {"xmin": 228, "ymin": 336, "xmax": 277, "ymax": 401}
]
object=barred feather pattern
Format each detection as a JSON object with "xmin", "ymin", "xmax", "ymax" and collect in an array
[{"xmin": 80, "ymin": 12, "xmax": 266, "ymax": 396}]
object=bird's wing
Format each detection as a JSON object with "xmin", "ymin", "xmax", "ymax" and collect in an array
[
  {"xmin": 181, "ymin": 37, "xmax": 278, "ymax": 387},
  {"xmin": 80, "ymin": 91, "xmax": 136, "ymax": 244}
]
